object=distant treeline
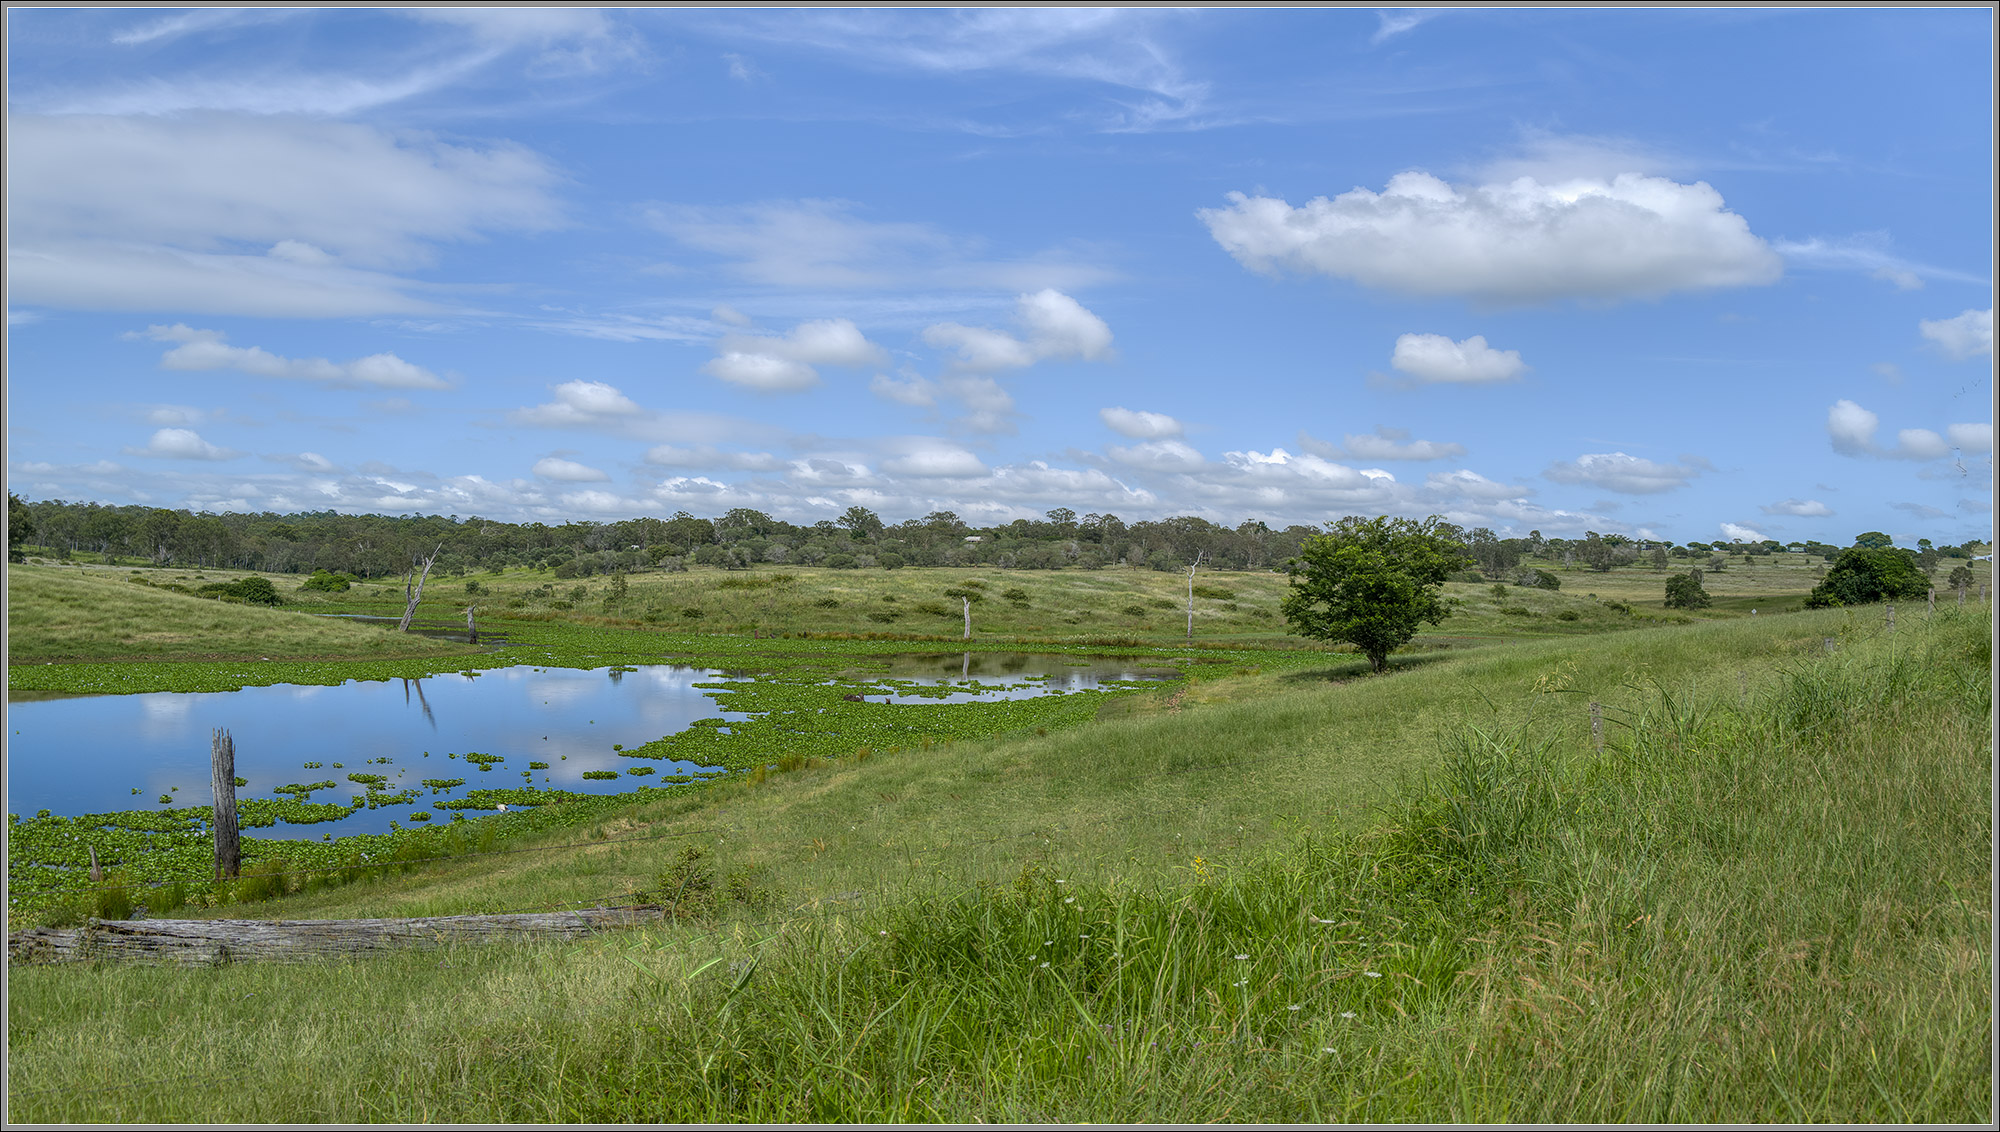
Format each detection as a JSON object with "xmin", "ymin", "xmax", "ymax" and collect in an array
[{"xmin": 5, "ymin": 494, "xmax": 1984, "ymax": 579}]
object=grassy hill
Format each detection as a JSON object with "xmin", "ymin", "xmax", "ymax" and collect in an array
[{"xmin": 6, "ymin": 600, "xmax": 1989, "ymax": 1122}]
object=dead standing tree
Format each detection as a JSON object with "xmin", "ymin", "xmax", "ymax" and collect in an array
[{"xmin": 396, "ymin": 543, "xmax": 445, "ymax": 633}]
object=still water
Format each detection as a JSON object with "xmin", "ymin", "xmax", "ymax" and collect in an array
[{"xmin": 6, "ymin": 655, "xmax": 1176, "ymax": 838}]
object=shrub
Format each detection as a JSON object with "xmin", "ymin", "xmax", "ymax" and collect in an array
[
  {"xmin": 1664, "ymin": 570, "xmax": 1712, "ymax": 610},
  {"xmin": 299, "ymin": 569, "xmax": 353, "ymax": 593},
  {"xmin": 1804, "ymin": 547, "xmax": 1931, "ymax": 608},
  {"xmin": 1192, "ymin": 583, "xmax": 1236, "ymax": 600},
  {"xmin": 199, "ymin": 576, "xmax": 281, "ymax": 605}
]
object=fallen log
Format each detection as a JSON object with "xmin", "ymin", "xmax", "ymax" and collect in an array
[{"xmin": 8, "ymin": 905, "xmax": 673, "ymax": 967}]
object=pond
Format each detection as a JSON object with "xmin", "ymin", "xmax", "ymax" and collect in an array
[{"xmin": 5, "ymin": 654, "xmax": 1177, "ymax": 839}]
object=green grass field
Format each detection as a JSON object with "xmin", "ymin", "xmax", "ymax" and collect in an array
[{"xmin": 5, "ymin": 571, "xmax": 1990, "ymax": 1121}]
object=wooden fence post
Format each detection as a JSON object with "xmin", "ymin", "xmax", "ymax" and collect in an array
[
  {"xmin": 1928, "ymin": 588, "xmax": 1935, "ymax": 617},
  {"xmin": 88, "ymin": 846, "xmax": 103, "ymax": 884},
  {"xmin": 1886, "ymin": 604, "xmax": 1895, "ymax": 633},
  {"xmin": 465, "ymin": 605, "xmax": 479, "ymax": 644},
  {"xmin": 1589, "ymin": 701, "xmax": 1603, "ymax": 753},
  {"xmin": 211, "ymin": 728, "xmax": 240, "ymax": 880},
  {"xmin": 962, "ymin": 596, "xmax": 971, "ymax": 641}
]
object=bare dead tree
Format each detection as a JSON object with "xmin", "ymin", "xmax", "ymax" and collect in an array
[
  {"xmin": 1185, "ymin": 550, "xmax": 1208, "ymax": 644},
  {"xmin": 396, "ymin": 542, "xmax": 444, "ymax": 633}
]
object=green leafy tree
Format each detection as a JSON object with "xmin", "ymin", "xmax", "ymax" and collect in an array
[
  {"xmin": 7, "ymin": 491, "xmax": 33, "ymax": 563},
  {"xmin": 1852, "ymin": 531, "xmax": 1894, "ymax": 549},
  {"xmin": 1280, "ymin": 515, "xmax": 1472, "ymax": 673},
  {"xmin": 1804, "ymin": 547, "xmax": 1931, "ymax": 608},
  {"xmin": 1663, "ymin": 568, "xmax": 1711, "ymax": 609}
]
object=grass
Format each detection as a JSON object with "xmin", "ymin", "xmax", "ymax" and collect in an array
[
  {"xmin": 5, "ymin": 564, "xmax": 480, "ymax": 670},
  {"xmin": 7, "ymin": 602, "xmax": 1988, "ymax": 1122}
]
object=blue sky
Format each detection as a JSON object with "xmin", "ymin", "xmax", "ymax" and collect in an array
[{"xmin": 5, "ymin": 7, "xmax": 1993, "ymax": 545}]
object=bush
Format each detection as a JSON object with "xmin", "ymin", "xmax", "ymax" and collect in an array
[
  {"xmin": 825, "ymin": 554, "xmax": 858, "ymax": 569},
  {"xmin": 299, "ymin": 569, "xmax": 353, "ymax": 593},
  {"xmin": 199, "ymin": 576, "xmax": 281, "ymax": 605}
]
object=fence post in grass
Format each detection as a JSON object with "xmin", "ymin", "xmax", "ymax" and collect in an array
[
  {"xmin": 962, "ymin": 596, "xmax": 971, "ymax": 641},
  {"xmin": 210, "ymin": 727, "xmax": 240, "ymax": 880},
  {"xmin": 465, "ymin": 605, "xmax": 479, "ymax": 644},
  {"xmin": 1824, "ymin": 636, "xmax": 1835, "ymax": 653},
  {"xmin": 1589, "ymin": 701, "xmax": 1603, "ymax": 753},
  {"xmin": 1887, "ymin": 604, "xmax": 1895, "ymax": 633},
  {"xmin": 88, "ymin": 845, "xmax": 103, "ymax": 884},
  {"xmin": 1928, "ymin": 587, "xmax": 1935, "ymax": 617}
]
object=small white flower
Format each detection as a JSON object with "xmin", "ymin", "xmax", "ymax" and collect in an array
[
  {"xmin": 1340, "ymin": 1011, "xmax": 1356, "ymax": 1019},
  {"xmin": 1039, "ymin": 962, "xmax": 1050, "ymax": 968},
  {"xmin": 1064, "ymin": 896, "xmax": 1075, "ymax": 903},
  {"xmin": 1234, "ymin": 953, "xmax": 1249, "ymax": 961},
  {"xmin": 1363, "ymin": 970, "xmax": 1382, "ymax": 978},
  {"xmin": 1287, "ymin": 1004, "xmax": 1302, "ymax": 1012},
  {"xmin": 1232, "ymin": 980, "xmax": 1246, "ymax": 987},
  {"xmin": 1322, "ymin": 1047, "xmax": 1337, "ymax": 1054}
]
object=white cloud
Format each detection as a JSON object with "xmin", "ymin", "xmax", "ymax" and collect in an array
[
  {"xmin": 642, "ymin": 445, "xmax": 783, "ymax": 472},
  {"xmin": 1760, "ymin": 498, "xmax": 1834, "ymax": 517},
  {"xmin": 870, "ymin": 373, "xmax": 939, "ymax": 407},
  {"xmin": 1099, "ymin": 407, "xmax": 1184, "ymax": 439},
  {"xmin": 137, "ymin": 324, "xmax": 450, "ymax": 390},
  {"xmin": 1947, "ymin": 422, "xmax": 1993, "ymax": 455},
  {"xmin": 7, "ymin": 114, "xmax": 565, "ymax": 316},
  {"xmin": 511, "ymin": 381, "xmax": 646, "ymax": 427},
  {"xmin": 1108, "ymin": 438, "xmax": 1207, "ymax": 472},
  {"xmin": 1544, "ymin": 452, "xmax": 1703, "ymax": 494},
  {"xmin": 1828, "ymin": 399, "xmax": 1988, "ymax": 460},
  {"xmin": 703, "ymin": 351, "xmax": 820, "ymax": 392},
  {"xmin": 146, "ymin": 405, "xmax": 203, "ymax": 427},
  {"xmin": 1388, "ymin": 333, "xmax": 1526, "ymax": 383},
  {"xmin": 1719, "ymin": 522, "xmax": 1765, "ymax": 543},
  {"xmin": 1328, "ymin": 426, "xmax": 1468, "ymax": 461},
  {"xmin": 1372, "ymin": 9, "xmax": 1441, "ymax": 45},
  {"xmin": 532, "ymin": 457, "xmax": 611, "ymax": 483},
  {"xmin": 1919, "ymin": 308, "xmax": 1992, "ymax": 360},
  {"xmin": 1199, "ymin": 170, "xmax": 1781, "ymax": 304},
  {"xmin": 880, "ymin": 443, "xmax": 988, "ymax": 478},
  {"xmin": 1774, "ymin": 234, "xmax": 1987, "ymax": 291},
  {"xmin": 135, "ymin": 428, "xmax": 234, "ymax": 461},
  {"xmin": 925, "ymin": 289, "xmax": 1114, "ymax": 373},
  {"xmin": 645, "ymin": 198, "xmax": 1114, "ymax": 292},
  {"xmin": 702, "ymin": 317, "xmax": 888, "ymax": 393}
]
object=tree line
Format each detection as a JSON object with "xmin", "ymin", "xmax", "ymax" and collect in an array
[{"xmin": 5, "ymin": 492, "xmax": 1985, "ymax": 579}]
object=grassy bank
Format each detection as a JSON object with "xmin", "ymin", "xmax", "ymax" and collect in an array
[
  {"xmin": 5, "ymin": 565, "xmax": 480, "ymax": 668},
  {"xmin": 7, "ymin": 603, "xmax": 1988, "ymax": 1122}
]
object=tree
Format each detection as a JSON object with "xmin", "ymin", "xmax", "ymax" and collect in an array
[
  {"xmin": 7, "ymin": 492, "xmax": 32, "ymax": 563},
  {"xmin": 1852, "ymin": 531, "xmax": 1894, "ymax": 549},
  {"xmin": 1280, "ymin": 515, "xmax": 1471, "ymax": 673},
  {"xmin": 1663, "ymin": 568, "xmax": 1710, "ymax": 609},
  {"xmin": 1804, "ymin": 547, "xmax": 1930, "ymax": 608}
]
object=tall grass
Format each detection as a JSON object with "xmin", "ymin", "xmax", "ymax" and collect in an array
[{"xmin": 7, "ymin": 608, "xmax": 1988, "ymax": 1122}]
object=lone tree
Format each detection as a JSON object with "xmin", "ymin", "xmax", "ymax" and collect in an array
[
  {"xmin": 1804, "ymin": 547, "xmax": 1930, "ymax": 608},
  {"xmin": 1663, "ymin": 568, "xmax": 1711, "ymax": 609},
  {"xmin": 1280, "ymin": 515, "xmax": 1471, "ymax": 673}
]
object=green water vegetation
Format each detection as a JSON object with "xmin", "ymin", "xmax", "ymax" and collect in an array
[{"xmin": 4, "ymin": 604, "xmax": 1988, "ymax": 1122}]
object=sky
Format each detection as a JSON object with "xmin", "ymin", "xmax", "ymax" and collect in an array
[{"xmin": 5, "ymin": 7, "xmax": 1994, "ymax": 546}]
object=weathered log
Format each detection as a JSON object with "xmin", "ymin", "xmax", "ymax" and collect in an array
[
  {"xmin": 211, "ymin": 728, "xmax": 239, "ymax": 879},
  {"xmin": 8, "ymin": 905, "xmax": 673, "ymax": 967}
]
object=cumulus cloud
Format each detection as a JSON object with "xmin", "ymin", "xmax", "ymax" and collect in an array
[
  {"xmin": 880, "ymin": 443, "xmax": 988, "ymax": 478},
  {"xmin": 134, "ymin": 428, "xmax": 234, "ymax": 461},
  {"xmin": 1828, "ymin": 399, "xmax": 1990, "ymax": 460},
  {"xmin": 1108, "ymin": 438, "xmax": 1207, "ymax": 472},
  {"xmin": 531, "ymin": 456, "xmax": 611, "ymax": 482},
  {"xmin": 1719, "ymin": 522, "xmax": 1765, "ymax": 543},
  {"xmin": 7, "ymin": 114, "xmax": 565, "ymax": 317},
  {"xmin": 1760, "ymin": 498, "xmax": 1834, "ymax": 517},
  {"xmin": 1388, "ymin": 333, "xmax": 1526, "ymax": 384},
  {"xmin": 923, "ymin": 289, "xmax": 1113, "ymax": 373},
  {"xmin": 1919, "ymin": 308, "xmax": 1992, "ymax": 360},
  {"xmin": 1544, "ymin": 452, "xmax": 1703, "ymax": 494},
  {"xmin": 1099, "ymin": 406, "xmax": 1183, "ymax": 439},
  {"xmin": 1947, "ymin": 422, "xmax": 1993, "ymax": 454},
  {"xmin": 642, "ymin": 445, "xmax": 783, "ymax": 472},
  {"xmin": 702, "ymin": 317, "xmax": 887, "ymax": 392},
  {"xmin": 511, "ymin": 380, "xmax": 646, "ymax": 427},
  {"xmin": 135, "ymin": 324, "xmax": 450, "ymax": 390},
  {"xmin": 1198, "ymin": 170, "xmax": 1781, "ymax": 304},
  {"xmin": 870, "ymin": 373, "xmax": 939, "ymax": 407}
]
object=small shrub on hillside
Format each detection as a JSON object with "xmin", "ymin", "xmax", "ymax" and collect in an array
[
  {"xmin": 199, "ymin": 576, "xmax": 281, "ymax": 605},
  {"xmin": 299, "ymin": 569, "xmax": 354, "ymax": 592},
  {"xmin": 1149, "ymin": 597, "xmax": 1176, "ymax": 609},
  {"xmin": 1122, "ymin": 603, "xmax": 1149, "ymax": 617},
  {"xmin": 1192, "ymin": 583, "xmax": 1236, "ymax": 600}
]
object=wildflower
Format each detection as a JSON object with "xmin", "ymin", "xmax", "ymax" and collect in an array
[
  {"xmin": 1039, "ymin": 962, "xmax": 1050, "ymax": 968},
  {"xmin": 1064, "ymin": 896, "xmax": 1075, "ymax": 903},
  {"xmin": 1363, "ymin": 970, "xmax": 1382, "ymax": 978},
  {"xmin": 1287, "ymin": 1004, "xmax": 1302, "ymax": 1012},
  {"xmin": 1322, "ymin": 1047, "xmax": 1337, "ymax": 1054},
  {"xmin": 1340, "ymin": 1011, "xmax": 1356, "ymax": 1019},
  {"xmin": 1234, "ymin": 953, "xmax": 1249, "ymax": 960},
  {"xmin": 1232, "ymin": 980, "xmax": 1246, "ymax": 987}
]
